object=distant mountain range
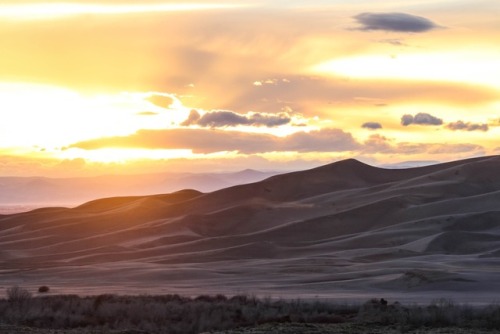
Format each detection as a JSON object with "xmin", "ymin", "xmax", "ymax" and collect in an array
[
  {"xmin": 0, "ymin": 156, "xmax": 499, "ymax": 301},
  {"xmin": 0, "ymin": 169, "xmax": 279, "ymax": 212}
]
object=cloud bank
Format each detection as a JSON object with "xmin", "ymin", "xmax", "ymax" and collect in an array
[
  {"xmin": 69, "ymin": 128, "xmax": 359, "ymax": 154},
  {"xmin": 69, "ymin": 127, "xmax": 485, "ymax": 157}
]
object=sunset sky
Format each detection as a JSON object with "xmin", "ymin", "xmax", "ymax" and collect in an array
[{"xmin": 1, "ymin": 0, "xmax": 499, "ymax": 177}]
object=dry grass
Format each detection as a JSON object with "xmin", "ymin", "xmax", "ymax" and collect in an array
[{"xmin": 1, "ymin": 288, "xmax": 499, "ymax": 334}]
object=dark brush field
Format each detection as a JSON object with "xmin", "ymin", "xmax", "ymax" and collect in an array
[{"xmin": 1, "ymin": 292, "xmax": 500, "ymax": 334}]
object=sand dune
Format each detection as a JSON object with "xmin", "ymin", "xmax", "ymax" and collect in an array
[{"xmin": 1, "ymin": 156, "xmax": 499, "ymax": 302}]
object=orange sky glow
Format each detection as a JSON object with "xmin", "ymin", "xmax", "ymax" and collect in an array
[{"xmin": 0, "ymin": 1, "xmax": 499, "ymax": 176}]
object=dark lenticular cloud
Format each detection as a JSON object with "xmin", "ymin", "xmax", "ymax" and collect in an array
[
  {"xmin": 447, "ymin": 121, "xmax": 489, "ymax": 132},
  {"xmin": 354, "ymin": 12, "xmax": 440, "ymax": 33},
  {"xmin": 401, "ymin": 113, "xmax": 443, "ymax": 126},
  {"xmin": 182, "ymin": 110, "xmax": 291, "ymax": 128},
  {"xmin": 362, "ymin": 122, "xmax": 383, "ymax": 130}
]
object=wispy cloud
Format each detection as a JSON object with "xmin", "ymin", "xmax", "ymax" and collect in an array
[
  {"xmin": 146, "ymin": 94, "xmax": 174, "ymax": 109},
  {"xmin": 0, "ymin": 3, "xmax": 248, "ymax": 20},
  {"xmin": 362, "ymin": 134, "xmax": 483, "ymax": 155},
  {"xmin": 136, "ymin": 111, "xmax": 158, "ymax": 116}
]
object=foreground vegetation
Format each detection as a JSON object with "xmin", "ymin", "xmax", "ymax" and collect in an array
[{"xmin": 1, "ymin": 287, "xmax": 500, "ymax": 333}]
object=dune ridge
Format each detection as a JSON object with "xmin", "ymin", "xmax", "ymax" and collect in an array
[{"xmin": 1, "ymin": 156, "xmax": 499, "ymax": 301}]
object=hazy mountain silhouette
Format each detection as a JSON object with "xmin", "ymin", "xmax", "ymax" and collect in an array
[{"xmin": 0, "ymin": 170, "xmax": 279, "ymax": 212}]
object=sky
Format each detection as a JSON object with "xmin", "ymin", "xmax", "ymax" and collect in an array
[{"xmin": 0, "ymin": 0, "xmax": 499, "ymax": 177}]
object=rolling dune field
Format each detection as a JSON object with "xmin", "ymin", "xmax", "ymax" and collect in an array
[{"xmin": 1, "ymin": 156, "xmax": 499, "ymax": 303}]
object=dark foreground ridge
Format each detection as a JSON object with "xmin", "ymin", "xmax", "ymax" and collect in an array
[{"xmin": 0, "ymin": 155, "xmax": 500, "ymax": 300}]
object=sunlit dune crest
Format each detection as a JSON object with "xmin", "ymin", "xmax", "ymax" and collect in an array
[{"xmin": 0, "ymin": 2, "xmax": 248, "ymax": 20}]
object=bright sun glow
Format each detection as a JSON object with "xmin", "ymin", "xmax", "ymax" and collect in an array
[
  {"xmin": 0, "ymin": 83, "xmax": 190, "ymax": 156},
  {"xmin": 312, "ymin": 50, "xmax": 500, "ymax": 89},
  {"xmin": 0, "ymin": 3, "xmax": 248, "ymax": 20}
]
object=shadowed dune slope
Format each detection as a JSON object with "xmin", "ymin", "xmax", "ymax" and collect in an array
[{"xmin": 1, "ymin": 156, "xmax": 500, "ymax": 297}]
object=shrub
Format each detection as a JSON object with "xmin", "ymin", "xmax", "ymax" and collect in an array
[
  {"xmin": 6, "ymin": 286, "xmax": 32, "ymax": 304},
  {"xmin": 38, "ymin": 286, "xmax": 50, "ymax": 293}
]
